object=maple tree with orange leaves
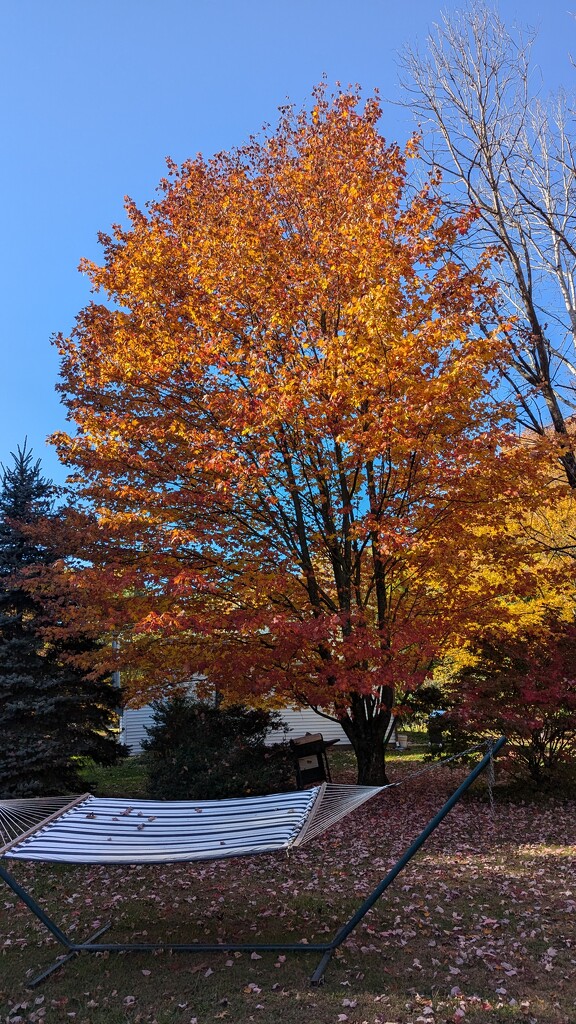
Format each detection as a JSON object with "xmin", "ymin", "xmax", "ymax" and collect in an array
[{"xmin": 53, "ymin": 86, "xmax": 559, "ymax": 784}]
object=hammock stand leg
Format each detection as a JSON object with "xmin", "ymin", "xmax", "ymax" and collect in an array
[
  {"xmin": 0, "ymin": 858, "xmax": 334, "ymax": 987},
  {"xmin": 26, "ymin": 923, "xmax": 113, "ymax": 988},
  {"xmin": 1, "ymin": 738, "xmax": 504, "ymax": 989},
  {"xmin": 310, "ymin": 735, "xmax": 505, "ymax": 983},
  {"xmin": 0, "ymin": 861, "xmax": 112, "ymax": 987}
]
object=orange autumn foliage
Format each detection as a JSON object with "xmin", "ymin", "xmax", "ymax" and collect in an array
[{"xmin": 52, "ymin": 86, "xmax": 557, "ymax": 783}]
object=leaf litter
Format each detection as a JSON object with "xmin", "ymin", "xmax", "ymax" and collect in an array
[{"xmin": 0, "ymin": 760, "xmax": 574, "ymax": 1024}]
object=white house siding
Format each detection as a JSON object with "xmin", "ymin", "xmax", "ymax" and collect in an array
[{"xmin": 120, "ymin": 703, "xmax": 349, "ymax": 754}]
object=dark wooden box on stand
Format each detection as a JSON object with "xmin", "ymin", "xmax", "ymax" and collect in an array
[{"xmin": 290, "ymin": 732, "xmax": 339, "ymax": 789}]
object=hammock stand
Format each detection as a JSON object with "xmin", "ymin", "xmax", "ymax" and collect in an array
[{"xmin": 0, "ymin": 737, "xmax": 505, "ymax": 987}]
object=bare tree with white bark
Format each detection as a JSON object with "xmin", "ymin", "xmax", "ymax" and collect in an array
[{"xmin": 400, "ymin": 1, "xmax": 576, "ymax": 486}]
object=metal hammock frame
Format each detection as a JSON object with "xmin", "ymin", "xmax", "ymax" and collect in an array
[{"xmin": 0, "ymin": 737, "xmax": 505, "ymax": 987}]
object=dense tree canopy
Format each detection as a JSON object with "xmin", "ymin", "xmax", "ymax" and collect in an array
[{"xmin": 53, "ymin": 87, "xmax": 561, "ymax": 783}]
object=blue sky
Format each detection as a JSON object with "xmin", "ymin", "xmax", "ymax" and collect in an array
[{"xmin": 1, "ymin": 0, "xmax": 573, "ymax": 484}]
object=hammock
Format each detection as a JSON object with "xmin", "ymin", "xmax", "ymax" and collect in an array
[
  {"xmin": 0, "ymin": 783, "xmax": 384, "ymax": 864},
  {"xmin": 0, "ymin": 738, "xmax": 505, "ymax": 988}
]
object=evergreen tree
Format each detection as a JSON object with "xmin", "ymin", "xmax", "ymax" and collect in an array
[{"xmin": 0, "ymin": 442, "xmax": 124, "ymax": 797}]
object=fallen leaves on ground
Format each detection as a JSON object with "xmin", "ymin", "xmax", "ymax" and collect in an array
[{"xmin": 1, "ymin": 763, "xmax": 575, "ymax": 1024}]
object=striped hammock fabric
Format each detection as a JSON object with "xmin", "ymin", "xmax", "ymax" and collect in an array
[{"xmin": 0, "ymin": 784, "xmax": 385, "ymax": 865}]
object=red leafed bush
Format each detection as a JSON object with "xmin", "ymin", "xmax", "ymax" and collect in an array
[{"xmin": 446, "ymin": 620, "xmax": 576, "ymax": 787}]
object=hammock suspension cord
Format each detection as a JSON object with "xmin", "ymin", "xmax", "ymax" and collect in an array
[{"xmin": 0, "ymin": 795, "xmax": 78, "ymax": 845}]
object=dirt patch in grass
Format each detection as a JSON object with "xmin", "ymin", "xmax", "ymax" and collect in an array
[{"xmin": 1, "ymin": 758, "xmax": 574, "ymax": 1024}]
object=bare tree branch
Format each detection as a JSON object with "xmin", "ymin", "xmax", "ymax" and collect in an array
[{"xmin": 399, "ymin": 0, "xmax": 576, "ymax": 486}]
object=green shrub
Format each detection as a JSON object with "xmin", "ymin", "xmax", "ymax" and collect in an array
[{"xmin": 141, "ymin": 696, "xmax": 296, "ymax": 800}]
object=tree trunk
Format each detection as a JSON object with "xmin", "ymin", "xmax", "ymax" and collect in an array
[{"xmin": 340, "ymin": 700, "xmax": 392, "ymax": 785}]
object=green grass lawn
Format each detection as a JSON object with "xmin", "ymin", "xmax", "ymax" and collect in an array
[
  {"xmin": 79, "ymin": 755, "xmax": 150, "ymax": 798},
  {"xmin": 1, "ymin": 749, "xmax": 575, "ymax": 1024}
]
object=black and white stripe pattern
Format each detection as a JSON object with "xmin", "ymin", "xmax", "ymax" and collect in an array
[
  {"xmin": 2, "ymin": 790, "xmax": 318, "ymax": 863},
  {"xmin": 0, "ymin": 784, "xmax": 385, "ymax": 865}
]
